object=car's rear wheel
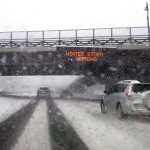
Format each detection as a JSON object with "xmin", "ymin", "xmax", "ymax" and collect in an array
[
  {"xmin": 100, "ymin": 101, "xmax": 107, "ymax": 113},
  {"xmin": 116, "ymin": 104, "xmax": 126, "ymax": 119}
]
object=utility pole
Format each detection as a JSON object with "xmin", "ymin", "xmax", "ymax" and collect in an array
[{"xmin": 145, "ymin": 2, "xmax": 150, "ymax": 45}]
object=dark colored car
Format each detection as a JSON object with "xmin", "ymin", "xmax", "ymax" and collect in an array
[
  {"xmin": 37, "ymin": 87, "xmax": 51, "ymax": 99},
  {"xmin": 60, "ymin": 90, "xmax": 73, "ymax": 98}
]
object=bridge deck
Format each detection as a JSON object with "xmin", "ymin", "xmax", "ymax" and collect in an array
[{"xmin": 0, "ymin": 45, "xmax": 149, "ymax": 53}]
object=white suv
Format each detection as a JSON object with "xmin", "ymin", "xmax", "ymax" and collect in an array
[{"xmin": 101, "ymin": 80, "xmax": 150, "ymax": 119}]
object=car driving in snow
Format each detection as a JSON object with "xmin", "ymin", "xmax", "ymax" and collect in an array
[
  {"xmin": 60, "ymin": 90, "xmax": 73, "ymax": 98},
  {"xmin": 100, "ymin": 80, "xmax": 150, "ymax": 119},
  {"xmin": 37, "ymin": 87, "xmax": 51, "ymax": 99}
]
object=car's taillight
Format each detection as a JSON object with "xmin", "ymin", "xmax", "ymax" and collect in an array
[{"xmin": 126, "ymin": 92, "xmax": 132, "ymax": 100}]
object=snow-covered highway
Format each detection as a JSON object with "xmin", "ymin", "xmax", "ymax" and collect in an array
[{"xmin": 0, "ymin": 96, "xmax": 150, "ymax": 150}]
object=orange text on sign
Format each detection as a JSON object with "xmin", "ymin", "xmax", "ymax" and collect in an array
[{"xmin": 65, "ymin": 51, "xmax": 104, "ymax": 62}]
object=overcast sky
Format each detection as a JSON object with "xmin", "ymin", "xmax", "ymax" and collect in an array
[{"xmin": 0, "ymin": 0, "xmax": 149, "ymax": 31}]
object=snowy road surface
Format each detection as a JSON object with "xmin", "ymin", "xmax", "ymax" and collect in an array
[
  {"xmin": 55, "ymin": 99, "xmax": 150, "ymax": 150},
  {"xmin": 0, "ymin": 97, "xmax": 32, "ymax": 123},
  {"xmin": 1, "ymin": 97, "xmax": 150, "ymax": 150},
  {"xmin": 12, "ymin": 100, "xmax": 51, "ymax": 150}
]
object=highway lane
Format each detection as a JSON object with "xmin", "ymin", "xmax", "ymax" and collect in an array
[
  {"xmin": 55, "ymin": 99, "xmax": 150, "ymax": 150},
  {"xmin": 9, "ymin": 98, "xmax": 88, "ymax": 150},
  {"xmin": 12, "ymin": 100, "xmax": 51, "ymax": 150}
]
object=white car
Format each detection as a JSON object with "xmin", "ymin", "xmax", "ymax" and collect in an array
[{"xmin": 101, "ymin": 80, "xmax": 150, "ymax": 119}]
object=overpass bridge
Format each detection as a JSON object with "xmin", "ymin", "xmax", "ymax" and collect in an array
[{"xmin": 0, "ymin": 26, "xmax": 149, "ymax": 83}]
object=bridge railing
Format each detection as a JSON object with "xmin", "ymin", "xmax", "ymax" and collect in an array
[{"xmin": 0, "ymin": 26, "xmax": 149, "ymax": 47}]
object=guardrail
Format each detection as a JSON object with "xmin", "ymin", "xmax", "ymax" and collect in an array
[{"xmin": 0, "ymin": 26, "xmax": 149, "ymax": 48}]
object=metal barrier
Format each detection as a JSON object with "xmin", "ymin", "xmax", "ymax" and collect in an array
[{"xmin": 0, "ymin": 26, "xmax": 149, "ymax": 48}]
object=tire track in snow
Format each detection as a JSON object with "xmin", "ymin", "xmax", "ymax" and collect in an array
[{"xmin": 12, "ymin": 100, "xmax": 51, "ymax": 150}]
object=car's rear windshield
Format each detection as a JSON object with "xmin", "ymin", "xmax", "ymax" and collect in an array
[{"xmin": 132, "ymin": 84, "xmax": 150, "ymax": 93}]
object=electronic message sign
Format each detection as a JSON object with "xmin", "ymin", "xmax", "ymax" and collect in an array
[{"xmin": 57, "ymin": 46, "xmax": 108, "ymax": 62}]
